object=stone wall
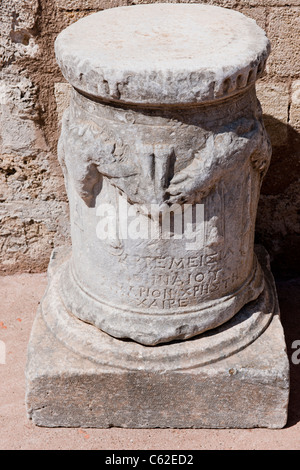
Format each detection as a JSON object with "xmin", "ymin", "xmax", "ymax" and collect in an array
[{"xmin": 0, "ymin": 0, "xmax": 299, "ymax": 277}]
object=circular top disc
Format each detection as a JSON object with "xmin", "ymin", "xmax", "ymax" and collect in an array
[{"xmin": 55, "ymin": 3, "xmax": 270, "ymax": 105}]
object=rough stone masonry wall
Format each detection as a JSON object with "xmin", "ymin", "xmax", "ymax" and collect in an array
[{"xmin": 0, "ymin": 0, "xmax": 299, "ymax": 277}]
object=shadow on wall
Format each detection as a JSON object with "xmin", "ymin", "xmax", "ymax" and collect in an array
[
  {"xmin": 255, "ymin": 114, "xmax": 300, "ymax": 280},
  {"xmin": 256, "ymin": 115, "xmax": 300, "ymax": 426}
]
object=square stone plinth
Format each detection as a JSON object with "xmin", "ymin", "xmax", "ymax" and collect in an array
[{"xmin": 26, "ymin": 284, "xmax": 289, "ymax": 429}]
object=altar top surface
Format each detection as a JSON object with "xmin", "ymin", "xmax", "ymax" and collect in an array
[{"xmin": 55, "ymin": 3, "xmax": 270, "ymax": 105}]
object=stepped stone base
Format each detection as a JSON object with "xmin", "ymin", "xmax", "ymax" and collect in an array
[{"xmin": 25, "ymin": 246, "xmax": 289, "ymax": 429}]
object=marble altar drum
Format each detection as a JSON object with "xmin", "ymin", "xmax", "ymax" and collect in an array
[{"xmin": 26, "ymin": 4, "xmax": 289, "ymax": 428}]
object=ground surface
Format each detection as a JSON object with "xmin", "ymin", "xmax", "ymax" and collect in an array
[{"xmin": 0, "ymin": 272, "xmax": 299, "ymax": 450}]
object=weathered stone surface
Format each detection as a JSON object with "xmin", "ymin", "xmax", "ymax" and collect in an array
[
  {"xmin": 0, "ymin": 200, "xmax": 69, "ymax": 273},
  {"xmin": 236, "ymin": 6, "xmax": 267, "ymax": 30},
  {"xmin": 0, "ymin": 0, "xmax": 299, "ymax": 278},
  {"xmin": 56, "ymin": 0, "xmax": 129, "ymax": 10},
  {"xmin": 0, "ymin": 0, "xmax": 71, "ymax": 273},
  {"xmin": 0, "ymin": 75, "xmax": 46, "ymax": 156},
  {"xmin": 290, "ymin": 80, "xmax": 300, "ymax": 131},
  {"xmin": 0, "ymin": 71, "xmax": 70, "ymax": 273},
  {"xmin": 54, "ymin": 82, "xmax": 71, "ymax": 126},
  {"xmin": 256, "ymin": 80, "xmax": 289, "ymax": 147},
  {"xmin": 41, "ymin": 246, "xmax": 276, "ymax": 370},
  {"xmin": 55, "ymin": 4, "xmax": 270, "ymax": 105},
  {"xmin": 26, "ymin": 3, "xmax": 290, "ymax": 428},
  {"xmin": 57, "ymin": 87, "xmax": 271, "ymax": 345},
  {"xmin": 0, "ymin": 0, "xmax": 40, "ymax": 68},
  {"xmin": 53, "ymin": 4, "xmax": 273, "ymax": 345},
  {"xmin": 267, "ymin": 8, "xmax": 300, "ymax": 77},
  {"xmin": 26, "ymin": 245, "xmax": 289, "ymax": 428},
  {"xmin": 55, "ymin": 0, "xmax": 300, "ymax": 10}
]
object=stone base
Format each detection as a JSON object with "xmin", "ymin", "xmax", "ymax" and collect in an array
[{"xmin": 25, "ymin": 246, "xmax": 289, "ymax": 428}]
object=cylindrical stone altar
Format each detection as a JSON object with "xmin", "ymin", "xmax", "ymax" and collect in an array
[{"xmin": 26, "ymin": 4, "xmax": 289, "ymax": 429}]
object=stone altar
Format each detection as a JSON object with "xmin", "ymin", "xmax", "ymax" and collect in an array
[{"xmin": 26, "ymin": 4, "xmax": 289, "ymax": 428}]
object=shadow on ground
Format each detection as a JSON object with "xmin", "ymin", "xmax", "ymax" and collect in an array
[{"xmin": 276, "ymin": 278, "xmax": 300, "ymax": 427}]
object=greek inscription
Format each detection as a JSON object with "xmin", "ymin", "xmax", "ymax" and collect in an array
[{"xmin": 127, "ymin": 253, "xmax": 221, "ymax": 270}]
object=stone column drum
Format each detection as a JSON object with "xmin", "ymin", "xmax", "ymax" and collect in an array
[{"xmin": 26, "ymin": 4, "xmax": 289, "ymax": 428}]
